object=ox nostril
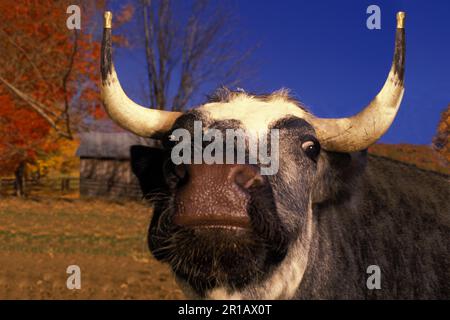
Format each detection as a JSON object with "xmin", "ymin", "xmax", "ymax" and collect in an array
[{"xmin": 229, "ymin": 165, "xmax": 264, "ymax": 190}]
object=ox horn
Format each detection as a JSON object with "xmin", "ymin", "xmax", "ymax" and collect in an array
[
  {"xmin": 101, "ymin": 11, "xmax": 181, "ymax": 137},
  {"xmin": 309, "ymin": 12, "xmax": 406, "ymax": 152}
]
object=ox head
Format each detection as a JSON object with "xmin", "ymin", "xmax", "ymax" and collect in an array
[{"xmin": 100, "ymin": 12, "xmax": 405, "ymax": 299}]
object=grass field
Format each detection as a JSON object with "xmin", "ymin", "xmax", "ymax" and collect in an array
[{"xmin": 0, "ymin": 197, "xmax": 185, "ymax": 299}]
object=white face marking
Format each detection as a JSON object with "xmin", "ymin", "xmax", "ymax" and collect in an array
[{"xmin": 199, "ymin": 94, "xmax": 309, "ymax": 135}]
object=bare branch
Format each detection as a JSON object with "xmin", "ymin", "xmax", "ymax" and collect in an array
[
  {"xmin": 59, "ymin": 30, "xmax": 79, "ymax": 139},
  {"xmin": 142, "ymin": 0, "xmax": 158, "ymax": 108},
  {"xmin": 0, "ymin": 75, "xmax": 72, "ymax": 139},
  {"xmin": 138, "ymin": 0, "xmax": 252, "ymax": 111},
  {"xmin": 0, "ymin": 28, "xmax": 45, "ymax": 83}
]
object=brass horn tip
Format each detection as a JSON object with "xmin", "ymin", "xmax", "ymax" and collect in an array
[
  {"xmin": 396, "ymin": 11, "xmax": 405, "ymax": 29},
  {"xmin": 104, "ymin": 11, "xmax": 112, "ymax": 29}
]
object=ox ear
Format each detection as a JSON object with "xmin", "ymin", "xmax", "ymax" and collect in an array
[{"xmin": 130, "ymin": 145, "xmax": 167, "ymax": 199}]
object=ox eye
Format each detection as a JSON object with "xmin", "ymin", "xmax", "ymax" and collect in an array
[{"xmin": 301, "ymin": 140, "xmax": 320, "ymax": 160}]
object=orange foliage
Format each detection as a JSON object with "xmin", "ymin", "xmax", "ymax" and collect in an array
[
  {"xmin": 33, "ymin": 136, "xmax": 80, "ymax": 178},
  {"xmin": 432, "ymin": 104, "xmax": 449, "ymax": 164},
  {"xmin": 369, "ymin": 143, "xmax": 449, "ymax": 175},
  {"xmin": 0, "ymin": 1, "xmax": 103, "ymax": 175},
  {"xmin": 0, "ymin": 95, "xmax": 54, "ymax": 175}
]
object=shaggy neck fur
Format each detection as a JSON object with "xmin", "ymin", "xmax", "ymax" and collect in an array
[
  {"xmin": 297, "ymin": 155, "xmax": 450, "ymax": 299},
  {"xmin": 177, "ymin": 205, "xmax": 313, "ymax": 300}
]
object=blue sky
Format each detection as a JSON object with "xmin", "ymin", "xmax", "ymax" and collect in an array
[{"xmin": 110, "ymin": 0, "xmax": 450, "ymax": 145}]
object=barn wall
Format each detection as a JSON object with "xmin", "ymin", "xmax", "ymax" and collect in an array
[{"xmin": 79, "ymin": 158, "xmax": 143, "ymax": 199}]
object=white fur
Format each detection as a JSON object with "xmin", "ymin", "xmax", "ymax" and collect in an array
[{"xmin": 199, "ymin": 94, "xmax": 309, "ymax": 136}]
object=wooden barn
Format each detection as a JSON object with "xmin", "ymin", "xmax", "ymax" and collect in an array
[{"xmin": 76, "ymin": 132, "xmax": 159, "ymax": 199}]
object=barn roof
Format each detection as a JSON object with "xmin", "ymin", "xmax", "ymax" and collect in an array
[{"xmin": 76, "ymin": 132, "xmax": 160, "ymax": 159}]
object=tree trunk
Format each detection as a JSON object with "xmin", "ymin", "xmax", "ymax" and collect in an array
[
  {"xmin": 61, "ymin": 178, "xmax": 70, "ymax": 193},
  {"xmin": 14, "ymin": 161, "xmax": 26, "ymax": 197}
]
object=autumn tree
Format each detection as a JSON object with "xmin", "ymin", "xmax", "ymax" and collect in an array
[
  {"xmin": 0, "ymin": 95, "xmax": 52, "ymax": 195},
  {"xmin": 138, "ymin": 0, "xmax": 250, "ymax": 111},
  {"xmin": 432, "ymin": 104, "xmax": 449, "ymax": 164},
  {"xmin": 0, "ymin": 1, "xmax": 105, "ymax": 195}
]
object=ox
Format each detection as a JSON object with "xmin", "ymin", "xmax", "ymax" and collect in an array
[{"xmin": 100, "ymin": 12, "xmax": 449, "ymax": 299}]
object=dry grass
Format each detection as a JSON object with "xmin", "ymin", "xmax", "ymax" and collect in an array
[{"xmin": 0, "ymin": 197, "xmax": 185, "ymax": 299}]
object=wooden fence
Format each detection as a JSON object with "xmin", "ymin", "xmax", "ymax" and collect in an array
[{"xmin": 0, "ymin": 177, "xmax": 79, "ymax": 196}]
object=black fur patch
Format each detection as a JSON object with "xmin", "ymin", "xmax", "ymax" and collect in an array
[{"xmin": 130, "ymin": 146, "xmax": 167, "ymax": 198}]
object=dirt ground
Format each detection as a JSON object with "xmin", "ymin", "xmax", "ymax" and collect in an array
[{"xmin": 0, "ymin": 197, "xmax": 185, "ymax": 299}]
